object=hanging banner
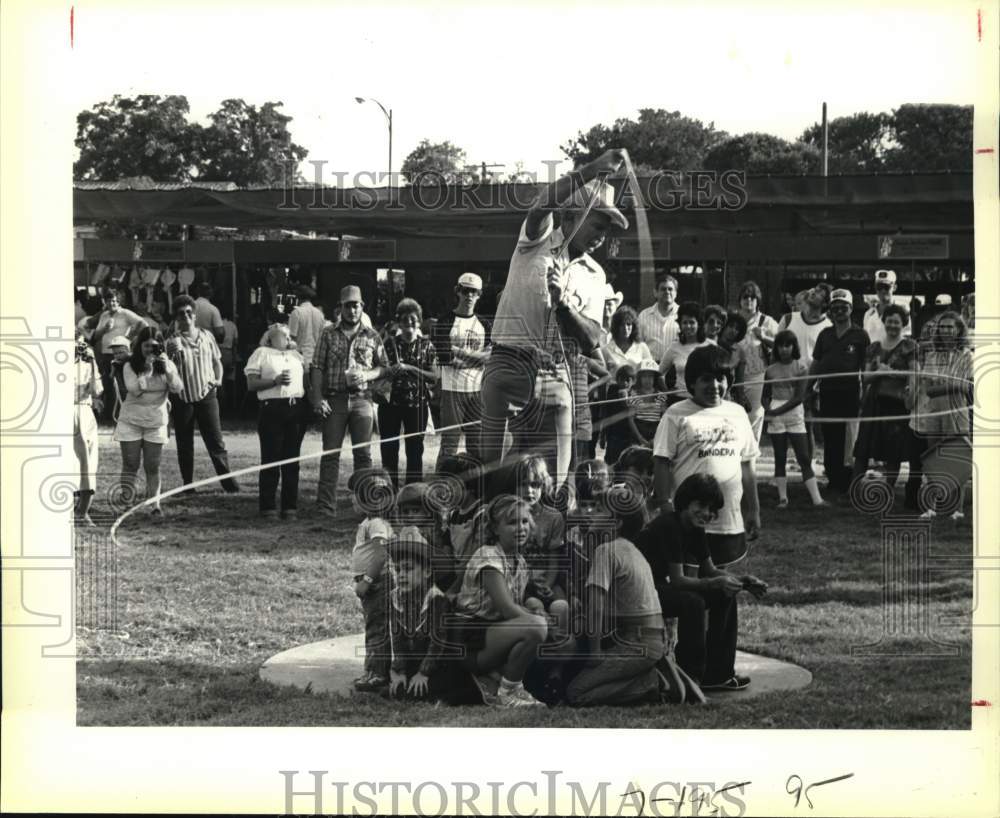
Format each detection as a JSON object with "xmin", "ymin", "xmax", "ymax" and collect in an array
[
  {"xmin": 607, "ymin": 237, "xmax": 670, "ymax": 261},
  {"xmin": 877, "ymin": 235, "xmax": 949, "ymax": 260},
  {"xmin": 338, "ymin": 239, "xmax": 396, "ymax": 261}
]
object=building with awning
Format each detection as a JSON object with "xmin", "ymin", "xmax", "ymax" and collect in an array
[{"xmin": 74, "ymin": 171, "xmax": 974, "ymax": 347}]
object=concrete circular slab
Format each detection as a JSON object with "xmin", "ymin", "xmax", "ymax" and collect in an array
[{"xmin": 260, "ymin": 633, "xmax": 812, "ymax": 701}]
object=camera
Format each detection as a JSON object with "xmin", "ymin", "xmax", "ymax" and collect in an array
[
  {"xmin": 149, "ymin": 341, "xmax": 163, "ymax": 356},
  {"xmin": 75, "ymin": 339, "xmax": 93, "ymax": 363}
]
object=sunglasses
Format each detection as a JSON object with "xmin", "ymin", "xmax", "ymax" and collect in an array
[{"xmin": 459, "ymin": 286, "xmax": 481, "ymax": 297}]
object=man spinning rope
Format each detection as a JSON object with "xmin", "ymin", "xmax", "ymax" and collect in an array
[{"xmin": 479, "ymin": 149, "xmax": 629, "ymax": 496}]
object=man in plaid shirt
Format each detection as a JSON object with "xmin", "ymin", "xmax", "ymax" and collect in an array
[{"xmin": 310, "ymin": 285, "xmax": 388, "ymax": 513}]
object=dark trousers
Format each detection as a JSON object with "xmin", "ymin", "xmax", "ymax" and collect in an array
[
  {"xmin": 171, "ymin": 387, "xmax": 239, "ymax": 492},
  {"xmin": 378, "ymin": 402, "xmax": 428, "ymax": 488},
  {"xmin": 819, "ymin": 389, "xmax": 860, "ymax": 492},
  {"xmin": 97, "ymin": 353, "xmax": 116, "ymax": 423},
  {"xmin": 361, "ymin": 579, "xmax": 390, "ymax": 679},
  {"xmin": 657, "ymin": 583, "xmax": 738, "ymax": 684},
  {"xmin": 257, "ymin": 398, "xmax": 309, "ymax": 512}
]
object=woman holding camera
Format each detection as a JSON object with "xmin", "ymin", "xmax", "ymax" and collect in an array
[{"xmin": 114, "ymin": 326, "xmax": 183, "ymax": 515}]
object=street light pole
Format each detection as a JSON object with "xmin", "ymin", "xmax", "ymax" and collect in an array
[{"xmin": 355, "ymin": 96, "xmax": 393, "ymax": 187}]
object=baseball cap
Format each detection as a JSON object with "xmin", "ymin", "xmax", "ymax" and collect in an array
[
  {"xmin": 874, "ymin": 269, "xmax": 897, "ymax": 286},
  {"xmin": 563, "ymin": 180, "xmax": 629, "ymax": 230},
  {"xmin": 935, "ymin": 294, "xmax": 952, "ymax": 306},
  {"xmin": 830, "ymin": 289, "xmax": 853, "ymax": 307},
  {"xmin": 339, "ymin": 284, "xmax": 364, "ymax": 305},
  {"xmin": 107, "ymin": 335, "xmax": 131, "ymax": 349},
  {"xmin": 638, "ymin": 360, "xmax": 659, "ymax": 375},
  {"xmin": 457, "ymin": 273, "xmax": 482, "ymax": 291},
  {"xmin": 387, "ymin": 526, "xmax": 432, "ymax": 565}
]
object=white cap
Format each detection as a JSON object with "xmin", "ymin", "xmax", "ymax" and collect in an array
[
  {"xmin": 874, "ymin": 269, "xmax": 897, "ymax": 285},
  {"xmin": 107, "ymin": 335, "xmax": 131, "ymax": 348},
  {"xmin": 638, "ymin": 360, "xmax": 659, "ymax": 375},
  {"xmin": 935, "ymin": 294, "xmax": 952, "ymax": 306},
  {"xmin": 457, "ymin": 273, "xmax": 482, "ymax": 290},
  {"xmin": 830, "ymin": 288, "xmax": 853, "ymax": 307}
]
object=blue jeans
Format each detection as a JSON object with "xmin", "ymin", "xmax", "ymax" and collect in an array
[
  {"xmin": 171, "ymin": 387, "xmax": 239, "ymax": 492},
  {"xmin": 316, "ymin": 393, "xmax": 374, "ymax": 510},
  {"xmin": 436, "ymin": 388, "xmax": 484, "ymax": 467}
]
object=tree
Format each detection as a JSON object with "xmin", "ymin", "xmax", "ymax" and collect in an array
[
  {"xmin": 561, "ymin": 108, "xmax": 729, "ymax": 172},
  {"xmin": 400, "ymin": 139, "xmax": 471, "ymax": 184},
  {"xmin": 74, "ymin": 95, "xmax": 198, "ymax": 181},
  {"xmin": 194, "ymin": 99, "xmax": 308, "ymax": 186},
  {"xmin": 800, "ymin": 112, "xmax": 893, "ymax": 172},
  {"xmin": 703, "ymin": 132, "xmax": 820, "ymax": 174},
  {"xmin": 884, "ymin": 104, "xmax": 972, "ymax": 171}
]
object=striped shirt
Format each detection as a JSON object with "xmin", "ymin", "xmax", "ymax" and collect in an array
[
  {"xmin": 636, "ymin": 303, "xmax": 679, "ymax": 363},
  {"xmin": 166, "ymin": 328, "xmax": 222, "ymax": 403}
]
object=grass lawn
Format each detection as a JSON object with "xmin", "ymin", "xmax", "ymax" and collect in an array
[{"xmin": 76, "ymin": 424, "xmax": 974, "ymax": 728}]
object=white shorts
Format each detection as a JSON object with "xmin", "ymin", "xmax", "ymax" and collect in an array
[
  {"xmin": 767, "ymin": 404, "xmax": 806, "ymax": 435},
  {"xmin": 113, "ymin": 419, "xmax": 168, "ymax": 444}
]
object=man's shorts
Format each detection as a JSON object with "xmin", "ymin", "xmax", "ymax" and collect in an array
[
  {"xmin": 113, "ymin": 420, "xmax": 168, "ymax": 444},
  {"xmin": 767, "ymin": 404, "xmax": 806, "ymax": 435}
]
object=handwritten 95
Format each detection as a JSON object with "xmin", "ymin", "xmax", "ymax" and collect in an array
[{"xmin": 617, "ymin": 772, "xmax": 853, "ymax": 816}]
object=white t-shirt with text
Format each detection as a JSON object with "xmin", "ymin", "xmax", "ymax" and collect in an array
[{"xmin": 653, "ymin": 398, "xmax": 759, "ymax": 535}]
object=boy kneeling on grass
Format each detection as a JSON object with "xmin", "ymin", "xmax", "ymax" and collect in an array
[
  {"xmin": 635, "ymin": 473, "xmax": 767, "ymax": 692},
  {"xmin": 566, "ymin": 485, "xmax": 684, "ymax": 707},
  {"xmin": 386, "ymin": 526, "xmax": 464, "ymax": 702}
]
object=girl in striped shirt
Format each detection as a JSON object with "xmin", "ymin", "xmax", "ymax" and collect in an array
[{"xmin": 630, "ymin": 361, "xmax": 667, "ymax": 445}]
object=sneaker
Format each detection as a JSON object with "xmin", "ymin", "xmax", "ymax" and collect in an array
[
  {"xmin": 701, "ymin": 674, "xmax": 751, "ymax": 691},
  {"xmin": 354, "ymin": 673, "xmax": 388, "ymax": 693},
  {"xmin": 920, "ymin": 509, "xmax": 937, "ymax": 519},
  {"xmin": 149, "ymin": 506, "xmax": 163, "ymax": 518},
  {"xmin": 74, "ymin": 514, "xmax": 96, "ymax": 528},
  {"xmin": 470, "ymin": 673, "xmax": 500, "ymax": 706},
  {"xmin": 950, "ymin": 510, "xmax": 965, "ymax": 521},
  {"xmin": 655, "ymin": 656, "xmax": 686, "ymax": 704},
  {"xmin": 812, "ymin": 500, "xmax": 830, "ymax": 508},
  {"xmin": 497, "ymin": 684, "xmax": 545, "ymax": 707},
  {"xmin": 776, "ymin": 498, "xmax": 789, "ymax": 509}
]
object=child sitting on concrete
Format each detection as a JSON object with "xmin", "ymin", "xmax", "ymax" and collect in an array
[
  {"xmin": 348, "ymin": 467, "xmax": 396, "ymax": 693},
  {"xmin": 386, "ymin": 526, "xmax": 463, "ymax": 702},
  {"xmin": 453, "ymin": 495, "xmax": 548, "ymax": 707}
]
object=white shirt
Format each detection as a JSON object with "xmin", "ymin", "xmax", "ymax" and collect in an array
[
  {"xmin": 659, "ymin": 340, "xmax": 713, "ymax": 399},
  {"xmin": 194, "ymin": 297, "xmax": 224, "ymax": 333},
  {"xmin": 442, "ymin": 314, "xmax": 488, "ymax": 393},
  {"xmin": 783, "ymin": 312, "xmax": 833, "ymax": 369},
  {"xmin": 244, "ymin": 346, "xmax": 306, "ymax": 400},
  {"xmin": 636, "ymin": 303, "xmax": 679, "ymax": 363},
  {"xmin": 288, "ymin": 301, "xmax": 326, "ymax": 367},
  {"xmin": 653, "ymin": 398, "xmax": 759, "ymax": 535},
  {"xmin": 600, "ymin": 339, "xmax": 654, "ymax": 378},
  {"xmin": 863, "ymin": 305, "xmax": 911, "ymax": 346},
  {"xmin": 492, "ymin": 214, "xmax": 606, "ymax": 353}
]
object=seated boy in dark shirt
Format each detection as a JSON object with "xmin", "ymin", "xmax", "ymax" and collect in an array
[
  {"xmin": 635, "ymin": 473, "xmax": 767, "ymax": 691},
  {"xmin": 386, "ymin": 526, "xmax": 463, "ymax": 702}
]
